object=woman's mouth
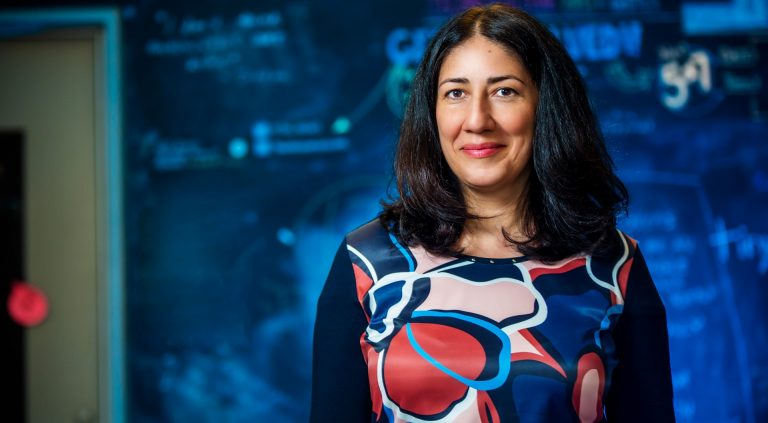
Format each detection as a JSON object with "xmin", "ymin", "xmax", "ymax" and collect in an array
[{"xmin": 461, "ymin": 143, "xmax": 505, "ymax": 158}]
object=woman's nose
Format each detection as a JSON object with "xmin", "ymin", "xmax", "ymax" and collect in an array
[{"xmin": 463, "ymin": 97, "xmax": 495, "ymax": 133}]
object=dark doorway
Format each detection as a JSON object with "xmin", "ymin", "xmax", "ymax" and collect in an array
[{"xmin": 1, "ymin": 130, "xmax": 25, "ymax": 423}]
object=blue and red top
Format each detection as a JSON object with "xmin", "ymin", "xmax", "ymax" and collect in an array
[{"xmin": 311, "ymin": 219, "xmax": 675, "ymax": 422}]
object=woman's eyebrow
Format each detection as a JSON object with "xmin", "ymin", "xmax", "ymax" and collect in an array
[
  {"xmin": 488, "ymin": 74, "xmax": 527, "ymax": 86},
  {"xmin": 438, "ymin": 77, "xmax": 469, "ymax": 87},
  {"xmin": 438, "ymin": 75, "xmax": 527, "ymax": 87}
]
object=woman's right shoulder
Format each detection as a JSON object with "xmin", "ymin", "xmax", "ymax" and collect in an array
[
  {"xmin": 346, "ymin": 217, "xmax": 391, "ymax": 246},
  {"xmin": 342, "ymin": 216, "xmax": 415, "ymax": 277}
]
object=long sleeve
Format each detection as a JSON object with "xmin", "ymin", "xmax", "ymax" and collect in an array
[
  {"xmin": 310, "ymin": 240, "xmax": 372, "ymax": 422},
  {"xmin": 605, "ymin": 247, "xmax": 676, "ymax": 422}
]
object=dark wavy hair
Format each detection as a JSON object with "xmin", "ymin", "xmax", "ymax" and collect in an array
[{"xmin": 379, "ymin": 4, "xmax": 629, "ymax": 261}]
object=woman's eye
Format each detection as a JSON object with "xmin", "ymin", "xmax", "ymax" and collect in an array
[
  {"xmin": 445, "ymin": 89, "xmax": 464, "ymax": 99},
  {"xmin": 496, "ymin": 87, "xmax": 517, "ymax": 97}
]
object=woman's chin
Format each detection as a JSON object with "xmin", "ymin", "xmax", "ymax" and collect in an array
[
  {"xmin": 462, "ymin": 178, "xmax": 509, "ymax": 194},
  {"xmin": 459, "ymin": 173, "xmax": 528, "ymax": 197}
]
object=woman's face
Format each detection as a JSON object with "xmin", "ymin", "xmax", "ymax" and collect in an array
[{"xmin": 435, "ymin": 35, "xmax": 537, "ymax": 198}]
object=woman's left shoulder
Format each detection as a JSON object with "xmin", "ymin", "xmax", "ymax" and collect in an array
[
  {"xmin": 591, "ymin": 228, "xmax": 640, "ymax": 262},
  {"xmin": 616, "ymin": 229, "xmax": 640, "ymax": 254},
  {"xmin": 583, "ymin": 229, "xmax": 646, "ymax": 297}
]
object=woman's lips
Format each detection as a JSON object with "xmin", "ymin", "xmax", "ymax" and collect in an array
[{"xmin": 461, "ymin": 143, "xmax": 505, "ymax": 158}]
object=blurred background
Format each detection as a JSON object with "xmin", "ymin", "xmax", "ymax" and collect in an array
[{"xmin": 1, "ymin": 0, "xmax": 767, "ymax": 422}]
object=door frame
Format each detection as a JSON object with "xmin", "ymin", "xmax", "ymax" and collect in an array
[{"xmin": 0, "ymin": 9, "xmax": 124, "ymax": 423}]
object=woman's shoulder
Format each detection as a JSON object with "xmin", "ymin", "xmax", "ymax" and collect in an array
[
  {"xmin": 586, "ymin": 228, "xmax": 641, "ymax": 268},
  {"xmin": 346, "ymin": 217, "xmax": 391, "ymax": 246},
  {"xmin": 343, "ymin": 216, "xmax": 418, "ymax": 274},
  {"xmin": 343, "ymin": 217, "xmax": 396, "ymax": 259},
  {"xmin": 616, "ymin": 229, "xmax": 639, "ymax": 253},
  {"xmin": 606, "ymin": 228, "xmax": 639, "ymax": 254}
]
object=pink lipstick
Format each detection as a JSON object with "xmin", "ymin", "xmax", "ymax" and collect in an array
[{"xmin": 461, "ymin": 143, "xmax": 504, "ymax": 158}]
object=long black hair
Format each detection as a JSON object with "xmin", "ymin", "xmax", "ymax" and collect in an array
[{"xmin": 380, "ymin": 4, "xmax": 629, "ymax": 261}]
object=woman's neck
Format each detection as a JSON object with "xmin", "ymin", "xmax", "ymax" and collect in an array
[{"xmin": 458, "ymin": 185, "xmax": 527, "ymax": 258}]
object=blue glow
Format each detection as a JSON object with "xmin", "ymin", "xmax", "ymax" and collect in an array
[
  {"xmin": 228, "ymin": 137, "xmax": 249, "ymax": 159},
  {"xmin": 683, "ymin": 0, "xmax": 768, "ymax": 35},
  {"xmin": 549, "ymin": 21, "xmax": 643, "ymax": 62},
  {"xmin": 276, "ymin": 227, "xmax": 295, "ymax": 246},
  {"xmin": 251, "ymin": 120, "xmax": 271, "ymax": 139},
  {"xmin": 331, "ymin": 117, "xmax": 351, "ymax": 135}
]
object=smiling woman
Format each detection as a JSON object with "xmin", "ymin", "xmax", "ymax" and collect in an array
[
  {"xmin": 380, "ymin": 3, "xmax": 631, "ymax": 261},
  {"xmin": 435, "ymin": 35, "xmax": 537, "ymax": 249},
  {"xmin": 311, "ymin": 4, "xmax": 675, "ymax": 422}
]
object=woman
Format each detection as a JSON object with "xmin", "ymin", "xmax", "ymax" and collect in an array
[{"xmin": 311, "ymin": 4, "xmax": 674, "ymax": 422}]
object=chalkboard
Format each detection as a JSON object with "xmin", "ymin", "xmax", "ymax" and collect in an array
[{"xmin": 115, "ymin": 0, "xmax": 768, "ymax": 421}]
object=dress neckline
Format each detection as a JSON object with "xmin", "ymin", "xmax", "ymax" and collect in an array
[{"xmin": 452, "ymin": 253, "xmax": 531, "ymax": 265}]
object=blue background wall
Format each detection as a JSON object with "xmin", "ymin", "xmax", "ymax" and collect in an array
[{"xmin": 9, "ymin": 0, "xmax": 766, "ymax": 421}]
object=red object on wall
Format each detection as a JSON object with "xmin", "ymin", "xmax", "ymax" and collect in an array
[{"xmin": 7, "ymin": 281, "xmax": 49, "ymax": 327}]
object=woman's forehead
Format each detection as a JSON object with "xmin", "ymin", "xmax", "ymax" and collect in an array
[{"xmin": 438, "ymin": 36, "xmax": 530, "ymax": 81}]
